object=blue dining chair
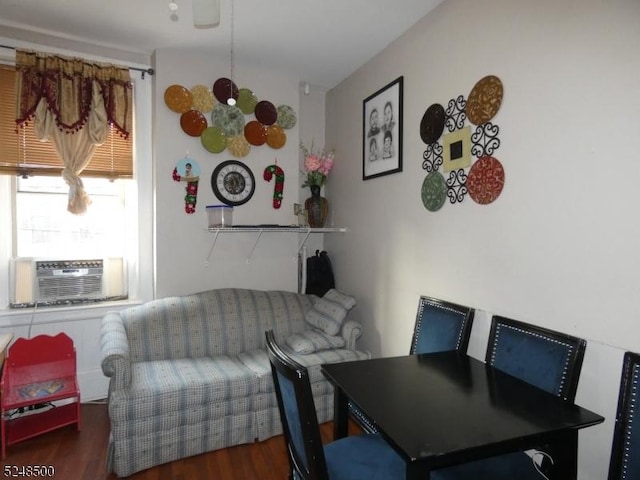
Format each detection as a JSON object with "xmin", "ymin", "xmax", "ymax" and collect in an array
[
  {"xmin": 608, "ymin": 350, "xmax": 640, "ymax": 480},
  {"xmin": 410, "ymin": 296, "xmax": 475, "ymax": 355},
  {"xmin": 265, "ymin": 330, "xmax": 406, "ymax": 480},
  {"xmin": 350, "ymin": 295, "xmax": 475, "ymax": 433},
  {"xmin": 486, "ymin": 315, "xmax": 586, "ymax": 402},
  {"xmin": 431, "ymin": 315, "xmax": 587, "ymax": 480}
]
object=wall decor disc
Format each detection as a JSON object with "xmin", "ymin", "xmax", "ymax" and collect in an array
[
  {"xmin": 190, "ymin": 85, "xmax": 215, "ymax": 112},
  {"xmin": 466, "ymin": 75, "xmax": 503, "ymax": 125},
  {"xmin": 200, "ymin": 126, "xmax": 227, "ymax": 153},
  {"xmin": 467, "ymin": 156, "xmax": 505, "ymax": 205},
  {"xmin": 226, "ymin": 135, "xmax": 251, "ymax": 158},
  {"xmin": 211, "ymin": 160, "xmax": 255, "ymax": 206},
  {"xmin": 180, "ymin": 109, "xmax": 208, "ymax": 137},
  {"xmin": 244, "ymin": 120, "xmax": 268, "ymax": 146},
  {"xmin": 213, "ymin": 77, "xmax": 239, "ymax": 104},
  {"xmin": 420, "ymin": 103, "xmax": 446, "ymax": 145},
  {"xmin": 276, "ymin": 105, "xmax": 297, "ymax": 129},
  {"xmin": 211, "ymin": 103, "xmax": 245, "ymax": 136},
  {"xmin": 266, "ymin": 124, "xmax": 286, "ymax": 149},
  {"xmin": 164, "ymin": 84, "xmax": 193, "ymax": 113},
  {"xmin": 254, "ymin": 100, "xmax": 278, "ymax": 125},
  {"xmin": 421, "ymin": 171, "xmax": 447, "ymax": 212},
  {"xmin": 236, "ymin": 88, "xmax": 258, "ymax": 114}
]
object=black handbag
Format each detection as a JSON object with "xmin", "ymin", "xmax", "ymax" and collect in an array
[{"xmin": 305, "ymin": 250, "xmax": 335, "ymax": 296}]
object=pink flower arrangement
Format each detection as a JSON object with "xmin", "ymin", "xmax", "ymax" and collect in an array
[{"xmin": 300, "ymin": 141, "xmax": 335, "ymax": 188}]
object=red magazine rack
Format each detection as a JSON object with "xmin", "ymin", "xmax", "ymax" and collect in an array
[{"xmin": 0, "ymin": 333, "xmax": 81, "ymax": 458}]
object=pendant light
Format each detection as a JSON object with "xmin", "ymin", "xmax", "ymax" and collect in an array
[
  {"xmin": 227, "ymin": 0, "xmax": 236, "ymax": 105},
  {"xmin": 193, "ymin": 0, "xmax": 220, "ymax": 28}
]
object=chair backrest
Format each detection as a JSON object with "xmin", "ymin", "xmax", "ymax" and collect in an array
[
  {"xmin": 410, "ymin": 296, "xmax": 475, "ymax": 355},
  {"xmin": 265, "ymin": 330, "xmax": 328, "ymax": 480},
  {"xmin": 608, "ymin": 351, "xmax": 640, "ymax": 480},
  {"xmin": 486, "ymin": 316, "xmax": 586, "ymax": 402}
]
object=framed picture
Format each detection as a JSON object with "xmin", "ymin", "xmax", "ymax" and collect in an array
[{"xmin": 362, "ymin": 76, "xmax": 403, "ymax": 180}]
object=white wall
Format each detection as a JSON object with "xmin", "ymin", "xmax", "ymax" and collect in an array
[
  {"xmin": 153, "ymin": 49, "xmax": 327, "ymax": 297},
  {"xmin": 324, "ymin": 0, "xmax": 640, "ymax": 478}
]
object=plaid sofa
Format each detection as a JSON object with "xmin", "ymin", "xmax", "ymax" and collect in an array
[{"xmin": 100, "ymin": 288, "xmax": 368, "ymax": 477}]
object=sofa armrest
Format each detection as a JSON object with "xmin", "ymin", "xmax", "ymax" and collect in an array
[
  {"xmin": 340, "ymin": 319, "xmax": 363, "ymax": 350},
  {"xmin": 100, "ymin": 312, "xmax": 132, "ymax": 391}
]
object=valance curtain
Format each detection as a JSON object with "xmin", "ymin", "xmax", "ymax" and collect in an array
[{"xmin": 14, "ymin": 49, "xmax": 133, "ymax": 214}]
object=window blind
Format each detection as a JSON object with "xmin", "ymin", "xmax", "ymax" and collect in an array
[{"xmin": 0, "ymin": 64, "xmax": 133, "ymax": 178}]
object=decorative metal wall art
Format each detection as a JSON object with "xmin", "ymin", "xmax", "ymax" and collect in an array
[
  {"xmin": 422, "ymin": 143, "xmax": 443, "ymax": 173},
  {"xmin": 446, "ymin": 169, "xmax": 468, "ymax": 204},
  {"xmin": 471, "ymin": 122, "xmax": 500, "ymax": 158},
  {"xmin": 445, "ymin": 95, "xmax": 467, "ymax": 132},
  {"xmin": 419, "ymin": 74, "xmax": 505, "ymax": 211}
]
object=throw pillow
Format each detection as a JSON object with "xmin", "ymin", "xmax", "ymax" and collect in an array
[
  {"xmin": 285, "ymin": 330, "xmax": 346, "ymax": 355},
  {"xmin": 305, "ymin": 289, "xmax": 357, "ymax": 336}
]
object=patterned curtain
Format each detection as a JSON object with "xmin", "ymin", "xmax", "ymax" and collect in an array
[{"xmin": 14, "ymin": 49, "xmax": 133, "ymax": 214}]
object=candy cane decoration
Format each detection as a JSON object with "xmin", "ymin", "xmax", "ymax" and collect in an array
[
  {"xmin": 172, "ymin": 166, "xmax": 199, "ymax": 214},
  {"xmin": 263, "ymin": 164, "xmax": 285, "ymax": 209}
]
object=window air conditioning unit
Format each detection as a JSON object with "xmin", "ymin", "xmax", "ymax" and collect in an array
[{"xmin": 9, "ymin": 257, "xmax": 127, "ymax": 308}]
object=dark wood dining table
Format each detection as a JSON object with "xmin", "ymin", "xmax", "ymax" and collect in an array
[{"xmin": 321, "ymin": 351, "xmax": 604, "ymax": 480}]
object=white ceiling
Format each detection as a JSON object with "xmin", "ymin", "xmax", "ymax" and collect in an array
[{"xmin": 0, "ymin": 0, "xmax": 443, "ymax": 89}]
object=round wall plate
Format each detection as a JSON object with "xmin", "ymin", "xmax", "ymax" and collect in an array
[
  {"xmin": 466, "ymin": 75, "xmax": 503, "ymax": 125},
  {"xmin": 213, "ymin": 77, "xmax": 239, "ymax": 104},
  {"xmin": 420, "ymin": 103, "xmax": 445, "ymax": 145},
  {"xmin": 421, "ymin": 171, "xmax": 446, "ymax": 212},
  {"xmin": 467, "ymin": 156, "xmax": 504, "ymax": 205},
  {"xmin": 164, "ymin": 84, "xmax": 193, "ymax": 113}
]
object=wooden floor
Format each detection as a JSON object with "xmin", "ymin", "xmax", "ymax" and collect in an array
[{"xmin": 0, "ymin": 403, "xmax": 358, "ymax": 480}]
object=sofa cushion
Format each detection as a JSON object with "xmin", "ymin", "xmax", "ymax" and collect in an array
[
  {"xmin": 285, "ymin": 330, "xmax": 346, "ymax": 354},
  {"xmin": 237, "ymin": 347, "xmax": 370, "ymax": 394},
  {"xmin": 108, "ymin": 356, "xmax": 259, "ymax": 421},
  {"xmin": 305, "ymin": 289, "xmax": 357, "ymax": 336}
]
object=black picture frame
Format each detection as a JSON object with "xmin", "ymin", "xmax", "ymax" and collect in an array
[{"xmin": 363, "ymin": 76, "xmax": 403, "ymax": 180}]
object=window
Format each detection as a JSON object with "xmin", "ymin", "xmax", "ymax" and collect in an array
[
  {"xmin": 15, "ymin": 176, "xmax": 127, "ymax": 259},
  {"xmin": 0, "ymin": 54, "xmax": 151, "ymax": 309}
]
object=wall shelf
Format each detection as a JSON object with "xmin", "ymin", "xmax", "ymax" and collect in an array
[{"xmin": 205, "ymin": 227, "xmax": 347, "ymax": 264}]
